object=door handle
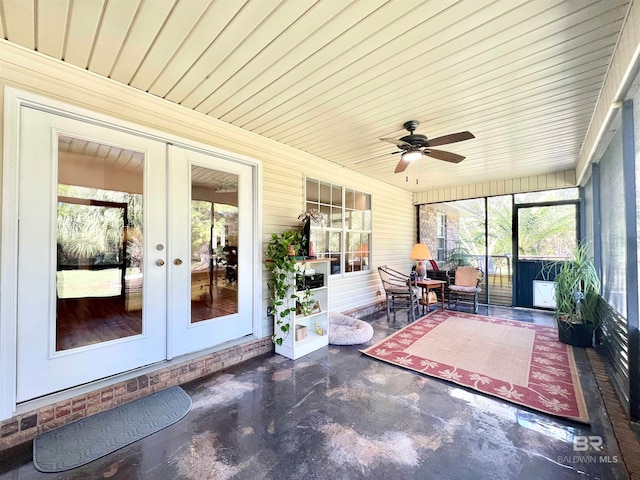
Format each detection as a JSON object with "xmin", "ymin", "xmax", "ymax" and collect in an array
[
  {"xmin": 155, "ymin": 259, "xmax": 165, "ymax": 267},
  {"xmin": 174, "ymin": 258, "xmax": 183, "ymax": 265}
]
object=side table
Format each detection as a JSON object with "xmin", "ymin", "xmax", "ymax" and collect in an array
[{"xmin": 415, "ymin": 279, "xmax": 447, "ymax": 314}]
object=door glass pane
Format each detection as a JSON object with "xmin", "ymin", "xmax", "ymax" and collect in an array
[
  {"xmin": 56, "ymin": 135, "xmax": 144, "ymax": 351},
  {"xmin": 515, "ymin": 203, "xmax": 578, "ymax": 307},
  {"xmin": 487, "ymin": 196, "xmax": 512, "ymax": 306},
  {"xmin": 517, "ymin": 204, "xmax": 577, "ymax": 260},
  {"xmin": 191, "ymin": 166, "xmax": 238, "ymax": 323},
  {"xmin": 453, "ymin": 199, "xmax": 487, "ymax": 302}
]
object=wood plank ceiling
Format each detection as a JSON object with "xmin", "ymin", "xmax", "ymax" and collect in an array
[{"xmin": 0, "ymin": 0, "xmax": 630, "ymax": 192}]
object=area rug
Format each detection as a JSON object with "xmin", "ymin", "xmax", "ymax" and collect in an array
[
  {"xmin": 33, "ymin": 386, "xmax": 192, "ymax": 472},
  {"xmin": 361, "ymin": 310, "xmax": 589, "ymax": 423}
]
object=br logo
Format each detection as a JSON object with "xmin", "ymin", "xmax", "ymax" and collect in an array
[{"xmin": 573, "ymin": 435, "xmax": 603, "ymax": 452}]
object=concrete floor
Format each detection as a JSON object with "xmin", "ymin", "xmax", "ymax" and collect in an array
[{"xmin": 0, "ymin": 306, "xmax": 630, "ymax": 479}]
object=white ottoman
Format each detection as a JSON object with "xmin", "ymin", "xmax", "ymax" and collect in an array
[{"xmin": 329, "ymin": 312, "xmax": 374, "ymax": 345}]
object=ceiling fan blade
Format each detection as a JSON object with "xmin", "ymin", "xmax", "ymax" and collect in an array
[
  {"xmin": 427, "ymin": 131, "xmax": 475, "ymax": 147},
  {"xmin": 425, "ymin": 149, "xmax": 465, "ymax": 163},
  {"xmin": 394, "ymin": 157, "xmax": 411, "ymax": 173},
  {"xmin": 381, "ymin": 137, "xmax": 410, "ymax": 148},
  {"xmin": 353, "ymin": 150, "xmax": 401, "ymax": 165}
]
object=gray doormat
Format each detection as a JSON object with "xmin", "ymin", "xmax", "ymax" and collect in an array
[{"xmin": 33, "ymin": 385, "xmax": 191, "ymax": 473}]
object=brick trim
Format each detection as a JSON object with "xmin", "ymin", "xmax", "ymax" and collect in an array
[
  {"xmin": 588, "ymin": 349, "xmax": 640, "ymax": 480},
  {"xmin": 0, "ymin": 337, "xmax": 273, "ymax": 452}
]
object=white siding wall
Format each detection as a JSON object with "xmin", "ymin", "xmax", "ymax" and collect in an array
[
  {"xmin": 0, "ymin": 42, "xmax": 414, "ymax": 341},
  {"xmin": 412, "ymin": 170, "xmax": 577, "ymax": 204}
]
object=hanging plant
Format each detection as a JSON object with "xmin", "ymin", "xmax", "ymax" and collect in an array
[
  {"xmin": 297, "ymin": 208, "xmax": 326, "ymax": 226},
  {"xmin": 265, "ymin": 230, "xmax": 304, "ymax": 345}
]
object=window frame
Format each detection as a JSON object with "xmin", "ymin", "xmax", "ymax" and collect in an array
[
  {"xmin": 304, "ymin": 177, "xmax": 372, "ymax": 276},
  {"xmin": 436, "ymin": 212, "xmax": 447, "ymax": 261}
]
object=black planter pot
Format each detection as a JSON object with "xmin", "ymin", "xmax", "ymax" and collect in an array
[{"xmin": 557, "ymin": 320, "xmax": 595, "ymax": 348}]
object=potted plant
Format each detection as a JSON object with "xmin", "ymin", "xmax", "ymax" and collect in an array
[
  {"xmin": 445, "ymin": 243, "xmax": 473, "ymax": 270},
  {"xmin": 545, "ymin": 243, "xmax": 601, "ymax": 347},
  {"xmin": 296, "ymin": 287, "xmax": 318, "ymax": 316},
  {"xmin": 265, "ymin": 230, "xmax": 304, "ymax": 345}
]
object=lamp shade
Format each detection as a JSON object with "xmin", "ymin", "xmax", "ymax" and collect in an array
[{"xmin": 410, "ymin": 243, "xmax": 431, "ymax": 260}]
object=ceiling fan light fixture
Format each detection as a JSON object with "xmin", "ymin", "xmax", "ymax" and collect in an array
[
  {"xmin": 382, "ymin": 120, "xmax": 474, "ymax": 173},
  {"xmin": 215, "ymin": 185, "xmax": 237, "ymax": 193},
  {"xmin": 401, "ymin": 149, "xmax": 422, "ymax": 162}
]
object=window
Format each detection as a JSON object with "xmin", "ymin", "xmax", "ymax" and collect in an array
[
  {"xmin": 599, "ymin": 129, "xmax": 626, "ymax": 316},
  {"xmin": 436, "ymin": 213, "xmax": 446, "ymax": 261},
  {"xmin": 514, "ymin": 188, "xmax": 579, "ymax": 203},
  {"xmin": 305, "ymin": 178, "xmax": 371, "ymax": 275},
  {"xmin": 419, "ymin": 188, "xmax": 579, "ymax": 308}
]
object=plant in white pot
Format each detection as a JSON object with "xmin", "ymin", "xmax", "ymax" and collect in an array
[{"xmin": 546, "ymin": 243, "xmax": 601, "ymax": 347}]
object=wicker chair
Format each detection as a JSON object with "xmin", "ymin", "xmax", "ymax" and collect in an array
[
  {"xmin": 378, "ymin": 265, "xmax": 421, "ymax": 322},
  {"xmin": 447, "ymin": 266, "xmax": 485, "ymax": 314}
]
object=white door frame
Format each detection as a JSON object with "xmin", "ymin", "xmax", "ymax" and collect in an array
[{"xmin": 0, "ymin": 87, "xmax": 263, "ymax": 420}]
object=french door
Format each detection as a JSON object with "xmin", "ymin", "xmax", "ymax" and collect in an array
[
  {"xmin": 166, "ymin": 146, "xmax": 253, "ymax": 358},
  {"xmin": 15, "ymin": 107, "xmax": 253, "ymax": 402}
]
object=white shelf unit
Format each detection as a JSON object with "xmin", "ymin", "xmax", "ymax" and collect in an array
[{"xmin": 275, "ymin": 259, "xmax": 330, "ymax": 360}]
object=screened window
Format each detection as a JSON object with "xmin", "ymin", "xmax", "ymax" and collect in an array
[
  {"xmin": 437, "ymin": 213, "xmax": 446, "ymax": 261},
  {"xmin": 517, "ymin": 204, "xmax": 577, "ymax": 260},
  {"xmin": 418, "ymin": 188, "xmax": 578, "ymax": 307},
  {"xmin": 514, "ymin": 188, "xmax": 579, "ymax": 204},
  {"xmin": 599, "ymin": 128, "xmax": 626, "ymax": 316},
  {"xmin": 305, "ymin": 178, "xmax": 371, "ymax": 275}
]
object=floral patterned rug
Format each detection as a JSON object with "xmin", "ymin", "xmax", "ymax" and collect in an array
[{"xmin": 360, "ymin": 310, "xmax": 589, "ymax": 423}]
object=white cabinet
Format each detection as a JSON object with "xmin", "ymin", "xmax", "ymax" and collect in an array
[{"xmin": 275, "ymin": 259, "xmax": 330, "ymax": 360}]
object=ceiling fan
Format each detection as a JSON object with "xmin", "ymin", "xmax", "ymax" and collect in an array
[{"xmin": 381, "ymin": 120, "xmax": 475, "ymax": 173}]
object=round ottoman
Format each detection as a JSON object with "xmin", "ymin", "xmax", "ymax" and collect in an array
[{"xmin": 329, "ymin": 312, "xmax": 374, "ymax": 345}]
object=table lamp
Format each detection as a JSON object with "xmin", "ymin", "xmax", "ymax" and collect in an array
[{"xmin": 410, "ymin": 243, "xmax": 432, "ymax": 280}]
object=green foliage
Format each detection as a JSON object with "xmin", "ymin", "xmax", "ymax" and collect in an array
[
  {"xmin": 543, "ymin": 243, "xmax": 601, "ymax": 326},
  {"xmin": 518, "ymin": 204, "xmax": 577, "ymax": 259},
  {"xmin": 297, "ymin": 287, "xmax": 316, "ymax": 316},
  {"xmin": 191, "ymin": 201, "xmax": 238, "ymax": 260},
  {"xmin": 265, "ymin": 230, "xmax": 304, "ymax": 345},
  {"xmin": 191, "ymin": 200, "xmax": 214, "ymax": 257},
  {"xmin": 57, "ymin": 185, "xmax": 143, "ymax": 268},
  {"xmin": 446, "ymin": 194, "xmax": 576, "ymax": 261},
  {"xmin": 445, "ymin": 243, "xmax": 474, "ymax": 269}
]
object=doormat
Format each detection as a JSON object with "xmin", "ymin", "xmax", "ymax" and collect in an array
[
  {"xmin": 361, "ymin": 310, "xmax": 589, "ymax": 423},
  {"xmin": 33, "ymin": 385, "xmax": 192, "ymax": 472}
]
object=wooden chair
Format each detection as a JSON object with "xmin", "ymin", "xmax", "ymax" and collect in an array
[
  {"xmin": 378, "ymin": 265, "xmax": 421, "ymax": 322},
  {"xmin": 447, "ymin": 266, "xmax": 485, "ymax": 314}
]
